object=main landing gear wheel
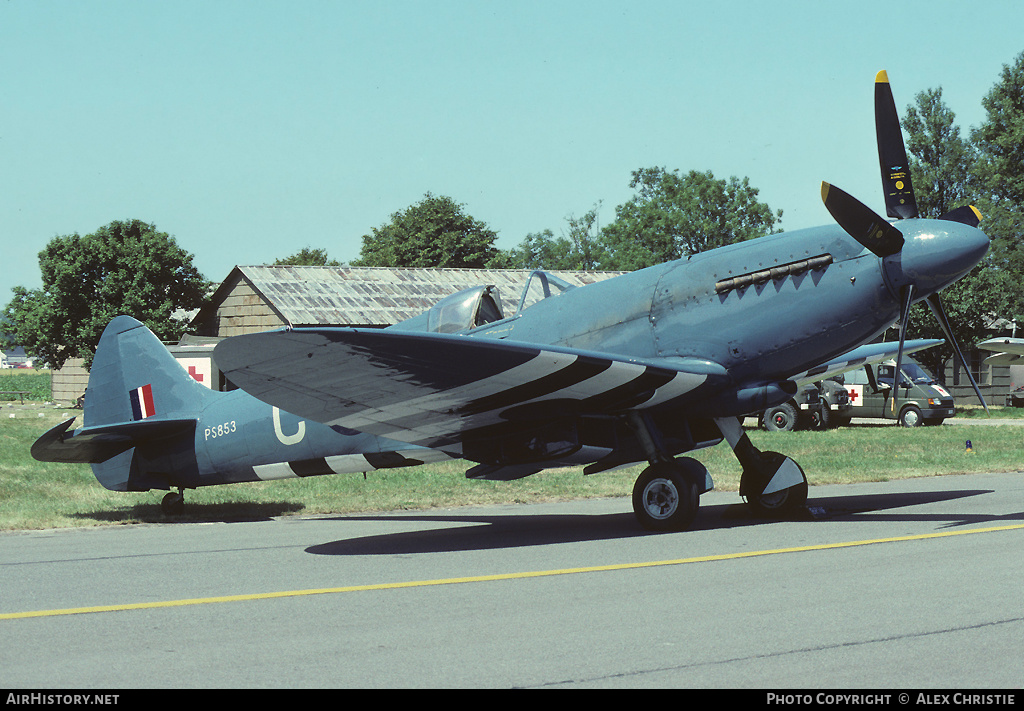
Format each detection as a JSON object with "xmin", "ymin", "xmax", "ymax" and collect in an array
[
  {"xmin": 632, "ymin": 460, "xmax": 701, "ymax": 532},
  {"xmin": 743, "ymin": 451, "xmax": 808, "ymax": 517},
  {"xmin": 161, "ymin": 490, "xmax": 185, "ymax": 515},
  {"xmin": 715, "ymin": 416, "xmax": 810, "ymax": 520}
]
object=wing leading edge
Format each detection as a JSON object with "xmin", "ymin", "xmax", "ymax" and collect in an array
[
  {"xmin": 787, "ymin": 339, "xmax": 943, "ymax": 384},
  {"xmin": 214, "ymin": 328, "xmax": 728, "ymax": 452}
]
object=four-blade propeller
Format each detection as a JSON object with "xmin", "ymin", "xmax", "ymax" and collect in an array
[{"xmin": 821, "ymin": 70, "xmax": 990, "ymax": 415}]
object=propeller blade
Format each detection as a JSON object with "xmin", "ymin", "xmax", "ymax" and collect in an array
[
  {"xmin": 891, "ymin": 285, "xmax": 915, "ymax": 415},
  {"xmin": 821, "ymin": 182, "xmax": 905, "ymax": 257},
  {"xmin": 875, "ymin": 70, "xmax": 919, "ymax": 220},
  {"xmin": 925, "ymin": 294, "xmax": 990, "ymax": 414},
  {"xmin": 938, "ymin": 205, "xmax": 984, "ymax": 228}
]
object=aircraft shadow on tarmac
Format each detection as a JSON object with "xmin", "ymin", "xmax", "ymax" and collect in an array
[
  {"xmin": 305, "ymin": 488, "xmax": 1016, "ymax": 557},
  {"xmin": 73, "ymin": 501, "xmax": 306, "ymax": 525}
]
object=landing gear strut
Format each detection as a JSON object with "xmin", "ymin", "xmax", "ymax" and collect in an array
[
  {"xmin": 715, "ymin": 417, "xmax": 808, "ymax": 516},
  {"xmin": 627, "ymin": 413, "xmax": 712, "ymax": 532}
]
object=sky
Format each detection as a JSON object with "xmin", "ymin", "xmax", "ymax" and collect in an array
[{"xmin": 3, "ymin": 0, "xmax": 1023, "ymax": 304}]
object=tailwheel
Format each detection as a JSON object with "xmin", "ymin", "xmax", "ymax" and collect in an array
[{"xmin": 632, "ymin": 459, "xmax": 703, "ymax": 532}]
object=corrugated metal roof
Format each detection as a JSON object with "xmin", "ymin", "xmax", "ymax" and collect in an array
[{"xmin": 233, "ymin": 265, "xmax": 624, "ymax": 326}]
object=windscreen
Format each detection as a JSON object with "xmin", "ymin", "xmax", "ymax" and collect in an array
[{"xmin": 515, "ymin": 270, "xmax": 575, "ymax": 315}]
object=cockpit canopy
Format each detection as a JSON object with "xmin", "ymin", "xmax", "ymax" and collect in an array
[
  {"xmin": 388, "ymin": 270, "xmax": 576, "ymax": 334},
  {"xmin": 390, "ymin": 284, "xmax": 503, "ymax": 334},
  {"xmin": 428, "ymin": 285, "xmax": 504, "ymax": 333},
  {"xmin": 514, "ymin": 270, "xmax": 575, "ymax": 315}
]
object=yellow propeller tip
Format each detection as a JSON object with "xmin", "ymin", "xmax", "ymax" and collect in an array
[
  {"xmin": 876, "ymin": 70, "xmax": 889, "ymax": 84},
  {"xmin": 970, "ymin": 205, "xmax": 983, "ymax": 222},
  {"xmin": 821, "ymin": 182, "xmax": 831, "ymax": 200}
]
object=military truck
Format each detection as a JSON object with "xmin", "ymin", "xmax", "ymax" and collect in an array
[
  {"xmin": 816, "ymin": 378, "xmax": 853, "ymax": 428},
  {"xmin": 833, "ymin": 357, "xmax": 955, "ymax": 427},
  {"xmin": 759, "ymin": 379, "xmax": 851, "ymax": 431}
]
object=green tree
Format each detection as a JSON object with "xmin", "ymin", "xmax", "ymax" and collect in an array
[
  {"xmin": 901, "ymin": 86, "xmax": 994, "ymax": 376},
  {"xmin": 500, "ymin": 203, "xmax": 607, "ymax": 270},
  {"xmin": 563, "ymin": 203, "xmax": 606, "ymax": 270},
  {"xmin": 271, "ymin": 247, "xmax": 341, "ymax": 266},
  {"xmin": 500, "ymin": 229, "xmax": 573, "ymax": 270},
  {"xmin": 971, "ymin": 49, "xmax": 1024, "ymax": 321},
  {"xmin": 2, "ymin": 220, "xmax": 209, "ymax": 369},
  {"xmin": 899, "ymin": 56, "xmax": 1024, "ymax": 379},
  {"xmin": 598, "ymin": 168, "xmax": 782, "ymax": 270},
  {"xmin": 902, "ymin": 86, "xmax": 978, "ymax": 218},
  {"xmin": 973, "ymin": 50, "xmax": 1024, "ymax": 208},
  {"xmin": 352, "ymin": 193, "xmax": 499, "ymax": 268},
  {"xmin": 901, "ymin": 268, "xmax": 1017, "ymax": 381}
]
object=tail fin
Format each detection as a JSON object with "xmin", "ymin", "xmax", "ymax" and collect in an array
[
  {"xmin": 33, "ymin": 316, "xmax": 214, "ymax": 491},
  {"xmin": 84, "ymin": 315, "xmax": 216, "ymax": 427}
]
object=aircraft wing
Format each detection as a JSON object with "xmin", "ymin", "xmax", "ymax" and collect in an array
[
  {"xmin": 214, "ymin": 327, "xmax": 727, "ymax": 451},
  {"xmin": 787, "ymin": 338, "xmax": 943, "ymax": 385},
  {"xmin": 977, "ymin": 337, "xmax": 1024, "ymax": 365}
]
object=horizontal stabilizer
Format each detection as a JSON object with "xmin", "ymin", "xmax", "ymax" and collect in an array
[{"xmin": 31, "ymin": 417, "xmax": 196, "ymax": 464}]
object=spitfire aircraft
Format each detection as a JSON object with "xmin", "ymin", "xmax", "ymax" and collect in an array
[
  {"xmin": 212, "ymin": 71, "xmax": 993, "ymax": 531},
  {"xmin": 31, "ymin": 72, "xmax": 991, "ymax": 528},
  {"xmin": 30, "ymin": 312, "xmax": 940, "ymax": 518}
]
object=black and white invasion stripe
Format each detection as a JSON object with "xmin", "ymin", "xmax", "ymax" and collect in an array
[
  {"xmin": 252, "ymin": 448, "xmax": 453, "ymax": 481},
  {"xmin": 329, "ymin": 351, "xmax": 708, "ymax": 447}
]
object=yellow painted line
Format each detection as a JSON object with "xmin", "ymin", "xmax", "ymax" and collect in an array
[{"xmin": 4, "ymin": 523, "xmax": 1023, "ymax": 621}]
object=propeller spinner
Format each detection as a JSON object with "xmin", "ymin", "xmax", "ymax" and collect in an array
[{"xmin": 821, "ymin": 71, "xmax": 990, "ymax": 415}]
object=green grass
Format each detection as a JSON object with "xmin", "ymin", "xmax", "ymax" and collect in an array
[
  {"xmin": 957, "ymin": 404, "xmax": 1024, "ymax": 418},
  {"xmin": 2, "ymin": 407, "xmax": 1023, "ymax": 531},
  {"xmin": 0, "ymin": 371, "xmax": 51, "ymax": 401},
  {"xmin": 685, "ymin": 422, "xmax": 1023, "ymax": 486}
]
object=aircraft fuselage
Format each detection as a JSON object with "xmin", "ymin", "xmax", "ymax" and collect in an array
[{"xmin": 96, "ymin": 389, "xmax": 447, "ymax": 492}]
